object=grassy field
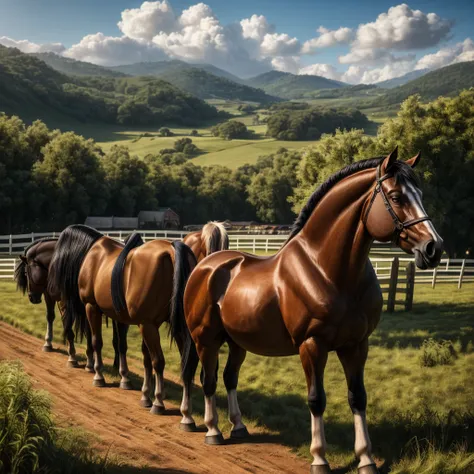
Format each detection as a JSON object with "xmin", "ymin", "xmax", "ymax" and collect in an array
[{"xmin": 0, "ymin": 280, "xmax": 473, "ymax": 473}]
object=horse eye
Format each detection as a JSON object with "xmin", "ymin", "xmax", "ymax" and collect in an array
[{"xmin": 391, "ymin": 195, "xmax": 401, "ymax": 204}]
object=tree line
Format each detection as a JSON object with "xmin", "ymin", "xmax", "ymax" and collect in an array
[{"xmin": 1, "ymin": 90, "xmax": 473, "ymax": 255}]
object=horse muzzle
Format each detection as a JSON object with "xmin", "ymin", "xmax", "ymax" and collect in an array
[
  {"xmin": 414, "ymin": 239, "xmax": 443, "ymax": 270},
  {"xmin": 28, "ymin": 293, "xmax": 42, "ymax": 304}
]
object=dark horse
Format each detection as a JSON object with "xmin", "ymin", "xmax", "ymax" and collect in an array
[
  {"xmin": 14, "ymin": 238, "xmax": 128, "ymax": 373},
  {"xmin": 183, "ymin": 221, "xmax": 229, "ymax": 262},
  {"xmin": 178, "ymin": 150, "xmax": 443, "ymax": 473},
  {"xmin": 48, "ymin": 225, "xmax": 196, "ymax": 413}
]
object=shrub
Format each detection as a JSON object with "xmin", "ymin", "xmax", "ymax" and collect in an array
[
  {"xmin": 419, "ymin": 339, "xmax": 457, "ymax": 367},
  {"xmin": 158, "ymin": 127, "xmax": 174, "ymax": 137}
]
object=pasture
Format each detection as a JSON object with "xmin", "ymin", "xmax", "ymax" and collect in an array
[{"xmin": 1, "ymin": 279, "xmax": 473, "ymax": 473}]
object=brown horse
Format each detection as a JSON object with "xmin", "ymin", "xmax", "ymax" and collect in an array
[
  {"xmin": 179, "ymin": 150, "xmax": 443, "ymax": 473},
  {"xmin": 183, "ymin": 221, "xmax": 229, "ymax": 262},
  {"xmin": 48, "ymin": 225, "xmax": 196, "ymax": 413},
  {"xmin": 14, "ymin": 238, "xmax": 128, "ymax": 373}
]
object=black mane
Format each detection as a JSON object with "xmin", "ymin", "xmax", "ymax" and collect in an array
[{"xmin": 288, "ymin": 157, "xmax": 420, "ymax": 241}]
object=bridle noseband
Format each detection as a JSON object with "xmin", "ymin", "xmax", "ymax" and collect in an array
[{"xmin": 363, "ymin": 163, "xmax": 431, "ymax": 243}]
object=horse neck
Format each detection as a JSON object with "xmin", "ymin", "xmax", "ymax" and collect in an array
[
  {"xmin": 292, "ymin": 168, "xmax": 376, "ymax": 288},
  {"xmin": 38, "ymin": 243, "xmax": 56, "ymax": 269}
]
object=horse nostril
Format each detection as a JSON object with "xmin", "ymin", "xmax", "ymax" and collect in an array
[{"xmin": 425, "ymin": 240, "xmax": 436, "ymax": 259}]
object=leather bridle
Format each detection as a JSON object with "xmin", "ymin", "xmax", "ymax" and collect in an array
[{"xmin": 363, "ymin": 163, "xmax": 431, "ymax": 244}]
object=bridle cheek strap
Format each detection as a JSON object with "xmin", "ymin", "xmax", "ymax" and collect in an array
[{"xmin": 363, "ymin": 164, "xmax": 431, "ymax": 244}]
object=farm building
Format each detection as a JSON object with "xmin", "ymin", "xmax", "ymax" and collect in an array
[{"xmin": 85, "ymin": 208, "xmax": 180, "ymax": 230}]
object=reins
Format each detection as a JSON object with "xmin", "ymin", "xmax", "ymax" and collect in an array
[{"xmin": 363, "ymin": 163, "xmax": 431, "ymax": 244}]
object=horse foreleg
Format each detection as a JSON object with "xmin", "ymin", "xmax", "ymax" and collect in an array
[
  {"xmin": 85, "ymin": 303, "xmax": 105, "ymax": 387},
  {"xmin": 140, "ymin": 323, "xmax": 166, "ymax": 414},
  {"xmin": 223, "ymin": 339, "xmax": 249, "ymax": 439},
  {"xmin": 140, "ymin": 338, "xmax": 153, "ymax": 408},
  {"xmin": 42, "ymin": 292, "xmax": 55, "ymax": 352},
  {"xmin": 337, "ymin": 339, "xmax": 377, "ymax": 474},
  {"xmin": 116, "ymin": 321, "xmax": 132, "ymax": 390},
  {"xmin": 300, "ymin": 337, "xmax": 330, "ymax": 474}
]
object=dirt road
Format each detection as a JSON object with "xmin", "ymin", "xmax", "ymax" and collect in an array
[{"xmin": 0, "ymin": 322, "xmax": 309, "ymax": 474}]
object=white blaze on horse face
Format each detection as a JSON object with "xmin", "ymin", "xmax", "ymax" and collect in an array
[
  {"xmin": 403, "ymin": 182, "xmax": 441, "ymax": 242},
  {"xmin": 310, "ymin": 414, "xmax": 329, "ymax": 466}
]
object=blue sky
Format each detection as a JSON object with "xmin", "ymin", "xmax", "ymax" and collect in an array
[{"xmin": 0, "ymin": 0, "xmax": 473, "ymax": 82}]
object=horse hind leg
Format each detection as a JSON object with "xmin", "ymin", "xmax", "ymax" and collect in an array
[
  {"xmin": 115, "ymin": 321, "xmax": 132, "ymax": 390},
  {"xmin": 85, "ymin": 303, "xmax": 106, "ymax": 387},
  {"xmin": 223, "ymin": 339, "xmax": 249, "ymax": 439},
  {"xmin": 337, "ymin": 340, "xmax": 378, "ymax": 474},
  {"xmin": 140, "ymin": 339, "xmax": 153, "ymax": 408},
  {"xmin": 65, "ymin": 327, "xmax": 78, "ymax": 368},
  {"xmin": 42, "ymin": 292, "xmax": 55, "ymax": 352},
  {"xmin": 84, "ymin": 322, "xmax": 94, "ymax": 373},
  {"xmin": 140, "ymin": 323, "xmax": 166, "ymax": 415}
]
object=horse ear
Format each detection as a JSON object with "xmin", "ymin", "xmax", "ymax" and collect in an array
[
  {"xmin": 19, "ymin": 255, "xmax": 27, "ymax": 263},
  {"xmin": 381, "ymin": 146, "xmax": 398, "ymax": 173},
  {"xmin": 405, "ymin": 151, "xmax": 421, "ymax": 168}
]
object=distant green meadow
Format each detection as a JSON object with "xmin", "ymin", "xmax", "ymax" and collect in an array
[{"xmin": 1, "ymin": 279, "xmax": 473, "ymax": 473}]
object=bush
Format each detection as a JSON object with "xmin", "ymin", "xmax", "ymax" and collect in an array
[
  {"xmin": 158, "ymin": 127, "xmax": 174, "ymax": 137},
  {"xmin": 420, "ymin": 339, "xmax": 457, "ymax": 367},
  {"xmin": 211, "ymin": 121, "xmax": 252, "ymax": 140},
  {"xmin": 190, "ymin": 130, "xmax": 199, "ymax": 137}
]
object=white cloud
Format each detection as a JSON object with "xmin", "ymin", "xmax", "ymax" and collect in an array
[
  {"xmin": 271, "ymin": 56, "xmax": 300, "ymax": 74},
  {"xmin": 240, "ymin": 14, "xmax": 273, "ymax": 41},
  {"xmin": 118, "ymin": 1, "xmax": 176, "ymax": 41},
  {"xmin": 416, "ymin": 38, "xmax": 474, "ymax": 70},
  {"xmin": 0, "ymin": 36, "xmax": 65, "ymax": 54},
  {"xmin": 353, "ymin": 4, "xmax": 452, "ymax": 52},
  {"xmin": 299, "ymin": 63, "xmax": 342, "ymax": 81},
  {"xmin": 260, "ymin": 33, "xmax": 301, "ymax": 57},
  {"xmin": 302, "ymin": 27, "xmax": 353, "ymax": 54},
  {"xmin": 64, "ymin": 33, "xmax": 167, "ymax": 66}
]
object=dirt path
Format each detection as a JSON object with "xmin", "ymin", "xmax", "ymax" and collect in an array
[{"xmin": 0, "ymin": 322, "xmax": 309, "ymax": 474}]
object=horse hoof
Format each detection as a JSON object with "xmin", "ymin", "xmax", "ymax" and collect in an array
[
  {"xmin": 42, "ymin": 345, "xmax": 53, "ymax": 353},
  {"xmin": 205, "ymin": 434, "xmax": 225, "ymax": 445},
  {"xmin": 358, "ymin": 464, "xmax": 378, "ymax": 474},
  {"xmin": 150, "ymin": 405, "xmax": 165, "ymax": 415},
  {"xmin": 180, "ymin": 422, "xmax": 197, "ymax": 432},
  {"xmin": 85, "ymin": 366, "xmax": 95, "ymax": 373},
  {"xmin": 140, "ymin": 398, "xmax": 153, "ymax": 408},
  {"xmin": 67, "ymin": 360, "xmax": 79, "ymax": 368},
  {"xmin": 119, "ymin": 381, "xmax": 133, "ymax": 390},
  {"xmin": 310, "ymin": 465, "xmax": 331, "ymax": 474},
  {"xmin": 230, "ymin": 427, "xmax": 250, "ymax": 439},
  {"xmin": 93, "ymin": 378, "xmax": 106, "ymax": 388}
]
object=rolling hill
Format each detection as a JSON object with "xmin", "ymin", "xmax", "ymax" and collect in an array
[
  {"xmin": 31, "ymin": 53, "xmax": 128, "ymax": 78},
  {"xmin": 108, "ymin": 60, "xmax": 273, "ymax": 103},
  {"xmin": 379, "ymin": 61, "xmax": 474, "ymax": 105},
  {"xmin": 0, "ymin": 45, "xmax": 221, "ymax": 127},
  {"xmin": 375, "ymin": 69, "xmax": 430, "ymax": 89},
  {"xmin": 246, "ymin": 71, "xmax": 346, "ymax": 99}
]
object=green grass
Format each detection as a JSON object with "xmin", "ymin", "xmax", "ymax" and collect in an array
[
  {"xmin": 1, "ymin": 281, "xmax": 473, "ymax": 473},
  {"xmin": 0, "ymin": 360, "xmax": 116, "ymax": 473}
]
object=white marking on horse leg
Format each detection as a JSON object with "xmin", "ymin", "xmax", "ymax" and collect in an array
[
  {"xmin": 204, "ymin": 395, "xmax": 222, "ymax": 437},
  {"xmin": 44, "ymin": 320, "xmax": 53, "ymax": 349},
  {"xmin": 152, "ymin": 372, "xmax": 165, "ymax": 409},
  {"xmin": 310, "ymin": 414, "xmax": 329, "ymax": 466},
  {"xmin": 227, "ymin": 389, "xmax": 246, "ymax": 431},
  {"xmin": 354, "ymin": 412, "xmax": 375, "ymax": 468},
  {"xmin": 140, "ymin": 364, "xmax": 152, "ymax": 405},
  {"xmin": 67, "ymin": 338, "xmax": 77, "ymax": 364},
  {"xmin": 180, "ymin": 385, "xmax": 196, "ymax": 426},
  {"xmin": 119, "ymin": 353, "xmax": 130, "ymax": 385},
  {"xmin": 93, "ymin": 349, "xmax": 104, "ymax": 382}
]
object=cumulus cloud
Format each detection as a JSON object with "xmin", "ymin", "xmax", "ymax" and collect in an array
[
  {"xmin": 64, "ymin": 33, "xmax": 167, "ymax": 66},
  {"xmin": 416, "ymin": 38, "xmax": 474, "ymax": 70},
  {"xmin": 353, "ymin": 4, "xmax": 452, "ymax": 52},
  {"xmin": 118, "ymin": 1, "xmax": 176, "ymax": 40},
  {"xmin": 271, "ymin": 56, "xmax": 300, "ymax": 74},
  {"xmin": 240, "ymin": 14, "xmax": 273, "ymax": 41},
  {"xmin": 299, "ymin": 63, "xmax": 342, "ymax": 81},
  {"xmin": 0, "ymin": 36, "xmax": 65, "ymax": 54},
  {"xmin": 302, "ymin": 27, "xmax": 353, "ymax": 54},
  {"xmin": 260, "ymin": 33, "xmax": 301, "ymax": 57}
]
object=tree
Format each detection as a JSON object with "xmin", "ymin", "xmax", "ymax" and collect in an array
[
  {"xmin": 159, "ymin": 127, "xmax": 174, "ymax": 137},
  {"xmin": 211, "ymin": 121, "xmax": 251, "ymax": 140},
  {"xmin": 190, "ymin": 130, "xmax": 199, "ymax": 137},
  {"xmin": 33, "ymin": 132, "xmax": 108, "ymax": 228},
  {"xmin": 174, "ymin": 137, "xmax": 199, "ymax": 156},
  {"xmin": 103, "ymin": 145, "xmax": 156, "ymax": 216}
]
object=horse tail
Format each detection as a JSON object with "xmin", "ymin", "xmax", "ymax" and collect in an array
[
  {"xmin": 169, "ymin": 241, "xmax": 198, "ymax": 383},
  {"xmin": 48, "ymin": 225, "xmax": 102, "ymax": 343},
  {"xmin": 14, "ymin": 257, "xmax": 28, "ymax": 294},
  {"xmin": 202, "ymin": 221, "xmax": 229, "ymax": 255}
]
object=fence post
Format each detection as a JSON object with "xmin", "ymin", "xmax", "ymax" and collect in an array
[
  {"xmin": 265, "ymin": 238, "xmax": 269, "ymax": 253},
  {"xmin": 253, "ymin": 237, "xmax": 256, "ymax": 254},
  {"xmin": 387, "ymin": 257, "xmax": 399, "ymax": 313},
  {"xmin": 405, "ymin": 262, "xmax": 415, "ymax": 311},
  {"xmin": 31, "ymin": 232, "xmax": 34, "ymax": 243},
  {"xmin": 431, "ymin": 267, "xmax": 437, "ymax": 289},
  {"xmin": 458, "ymin": 259, "xmax": 466, "ymax": 289},
  {"xmin": 8, "ymin": 235, "xmax": 12, "ymax": 255}
]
